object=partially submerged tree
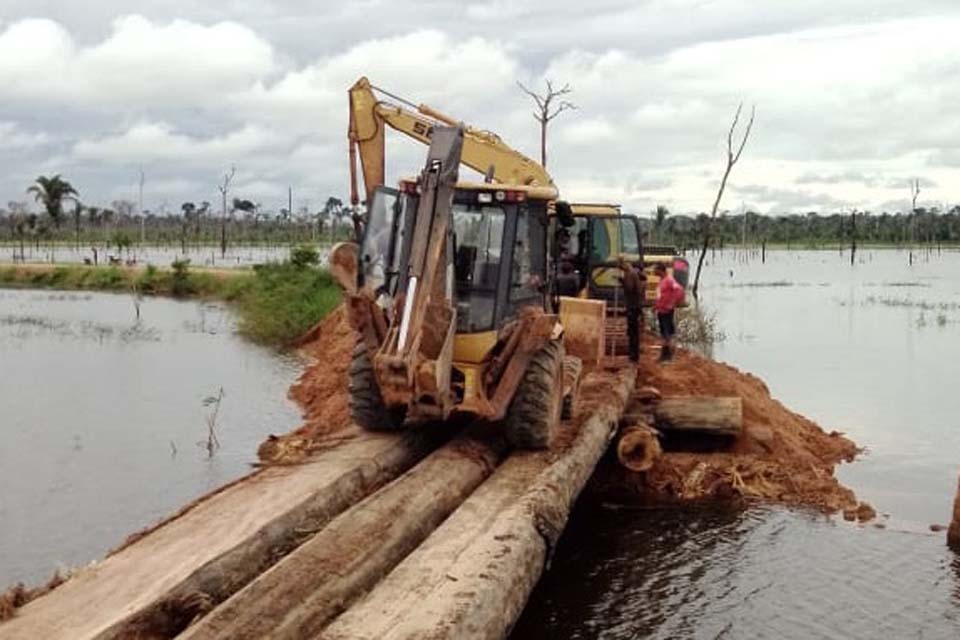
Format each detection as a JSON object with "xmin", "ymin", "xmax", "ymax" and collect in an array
[
  {"xmin": 218, "ymin": 166, "xmax": 236, "ymax": 258},
  {"xmin": 27, "ymin": 174, "xmax": 78, "ymax": 229},
  {"xmin": 909, "ymin": 178, "xmax": 920, "ymax": 265},
  {"xmin": 691, "ymin": 103, "xmax": 756, "ymax": 298},
  {"xmin": 517, "ymin": 79, "xmax": 576, "ymax": 169}
]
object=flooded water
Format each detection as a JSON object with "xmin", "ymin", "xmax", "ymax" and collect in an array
[
  {"xmin": 516, "ymin": 249, "xmax": 960, "ymax": 639},
  {"xmin": 0, "ymin": 289, "xmax": 302, "ymax": 586}
]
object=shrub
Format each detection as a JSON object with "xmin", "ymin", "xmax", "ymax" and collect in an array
[
  {"xmin": 170, "ymin": 259, "xmax": 194, "ymax": 296},
  {"xmin": 233, "ymin": 263, "xmax": 340, "ymax": 345},
  {"xmin": 137, "ymin": 264, "xmax": 159, "ymax": 293},
  {"xmin": 290, "ymin": 244, "xmax": 320, "ymax": 269}
]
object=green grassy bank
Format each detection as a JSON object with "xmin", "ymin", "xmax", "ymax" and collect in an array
[{"xmin": 0, "ymin": 260, "xmax": 341, "ymax": 347}]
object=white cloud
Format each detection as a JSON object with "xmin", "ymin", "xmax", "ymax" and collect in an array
[
  {"xmin": 3, "ymin": 5, "xmax": 960, "ymax": 213},
  {"xmin": 73, "ymin": 122, "xmax": 287, "ymax": 164},
  {"xmin": 233, "ymin": 30, "xmax": 520, "ymax": 131},
  {"xmin": 0, "ymin": 15, "xmax": 275, "ymax": 106},
  {"xmin": 0, "ymin": 122, "xmax": 51, "ymax": 149}
]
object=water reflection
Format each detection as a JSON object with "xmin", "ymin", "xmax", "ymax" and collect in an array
[
  {"xmin": 517, "ymin": 250, "xmax": 960, "ymax": 638},
  {"xmin": 515, "ymin": 502, "xmax": 960, "ymax": 639},
  {"xmin": 0, "ymin": 289, "xmax": 302, "ymax": 586}
]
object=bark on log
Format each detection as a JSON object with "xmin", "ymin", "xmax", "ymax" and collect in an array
[
  {"xmin": 654, "ymin": 396, "xmax": 742, "ymax": 436},
  {"xmin": 0, "ymin": 430, "xmax": 439, "ymax": 640},
  {"xmin": 948, "ymin": 474, "xmax": 960, "ymax": 550},
  {"xmin": 180, "ymin": 432, "xmax": 507, "ymax": 640},
  {"xmin": 617, "ymin": 423, "xmax": 662, "ymax": 472},
  {"xmin": 321, "ymin": 368, "xmax": 635, "ymax": 640}
]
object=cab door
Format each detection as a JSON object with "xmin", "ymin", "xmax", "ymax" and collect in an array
[{"xmin": 586, "ymin": 215, "xmax": 644, "ymax": 308}]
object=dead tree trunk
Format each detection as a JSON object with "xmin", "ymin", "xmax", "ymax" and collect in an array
[
  {"xmin": 910, "ymin": 178, "xmax": 920, "ymax": 266},
  {"xmin": 218, "ymin": 167, "xmax": 235, "ymax": 260},
  {"xmin": 517, "ymin": 80, "xmax": 576, "ymax": 169},
  {"xmin": 692, "ymin": 104, "xmax": 755, "ymax": 298},
  {"xmin": 850, "ymin": 209, "xmax": 857, "ymax": 266}
]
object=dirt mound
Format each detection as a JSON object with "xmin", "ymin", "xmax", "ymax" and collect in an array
[
  {"xmin": 596, "ymin": 337, "xmax": 862, "ymax": 513},
  {"xmin": 257, "ymin": 305, "xmax": 360, "ymax": 465},
  {"xmin": 267, "ymin": 306, "xmax": 861, "ymax": 514}
]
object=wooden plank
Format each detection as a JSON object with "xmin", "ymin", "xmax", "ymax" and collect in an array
[{"xmin": 559, "ymin": 296, "xmax": 605, "ymax": 365}]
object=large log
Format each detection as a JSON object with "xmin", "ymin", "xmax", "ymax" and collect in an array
[
  {"xmin": 321, "ymin": 368, "xmax": 635, "ymax": 640},
  {"xmin": 654, "ymin": 396, "xmax": 742, "ymax": 436},
  {"xmin": 179, "ymin": 432, "xmax": 507, "ymax": 640},
  {"xmin": 0, "ymin": 430, "xmax": 439, "ymax": 640}
]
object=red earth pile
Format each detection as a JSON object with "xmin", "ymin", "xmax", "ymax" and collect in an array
[
  {"xmin": 256, "ymin": 305, "xmax": 361, "ymax": 465},
  {"xmin": 595, "ymin": 335, "xmax": 864, "ymax": 514},
  {"xmin": 265, "ymin": 305, "xmax": 863, "ymax": 515}
]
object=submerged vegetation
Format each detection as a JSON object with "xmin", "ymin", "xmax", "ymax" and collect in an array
[
  {"xmin": 0, "ymin": 254, "xmax": 341, "ymax": 346},
  {"xmin": 647, "ymin": 303, "xmax": 725, "ymax": 356}
]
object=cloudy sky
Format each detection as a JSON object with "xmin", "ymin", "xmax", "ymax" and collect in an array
[{"xmin": 1, "ymin": 0, "xmax": 958, "ymax": 217}]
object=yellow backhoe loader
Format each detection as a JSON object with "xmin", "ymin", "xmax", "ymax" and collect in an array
[
  {"xmin": 345, "ymin": 76, "xmax": 687, "ymax": 308},
  {"xmin": 333, "ymin": 123, "xmax": 578, "ymax": 448}
]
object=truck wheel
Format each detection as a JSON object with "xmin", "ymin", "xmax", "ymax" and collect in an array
[
  {"xmin": 504, "ymin": 340, "xmax": 565, "ymax": 450},
  {"xmin": 349, "ymin": 339, "xmax": 405, "ymax": 431}
]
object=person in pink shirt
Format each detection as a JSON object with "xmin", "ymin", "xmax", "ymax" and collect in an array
[{"xmin": 654, "ymin": 263, "xmax": 684, "ymax": 362}]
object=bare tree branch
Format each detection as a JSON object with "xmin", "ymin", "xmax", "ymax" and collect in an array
[
  {"xmin": 691, "ymin": 102, "xmax": 757, "ymax": 298},
  {"xmin": 517, "ymin": 79, "xmax": 577, "ymax": 168}
]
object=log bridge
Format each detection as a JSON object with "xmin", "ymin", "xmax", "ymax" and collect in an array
[{"xmin": 0, "ymin": 367, "xmax": 636, "ymax": 640}]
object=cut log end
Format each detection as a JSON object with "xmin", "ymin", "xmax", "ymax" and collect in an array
[{"xmin": 617, "ymin": 424, "xmax": 662, "ymax": 472}]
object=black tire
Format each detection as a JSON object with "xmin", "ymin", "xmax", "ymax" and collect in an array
[
  {"xmin": 504, "ymin": 340, "xmax": 565, "ymax": 450},
  {"xmin": 349, "ymin": 339, "xmax": 406, "ymax": 431}
]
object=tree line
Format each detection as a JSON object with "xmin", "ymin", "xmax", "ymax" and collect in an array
[
  {"xmin": 644, "ymin": 206, "xmax": 960, "ymax": 251},
  {"xmin": 1, "ymin": 175, "xmax": 360, "ymax": 257}
]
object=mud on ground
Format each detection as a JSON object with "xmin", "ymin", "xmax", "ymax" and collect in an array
[
  {"xmin": 256, "ymin": 305, "xmax": 360, "ymax": 465},
  {"xmin": 593, "ymin": 334, "xmax": 864, "ymax": 515},
  {"xmin": 270, "ymin": 305, "xmax": 864, "ymax": 516}
]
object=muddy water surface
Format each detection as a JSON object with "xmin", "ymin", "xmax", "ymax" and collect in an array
[
  {"xmin": 516, "ymin": 249, "xmax": 960, "ymax": 639},
  {"xmin": 0, "ymin": 289, "xmax": 301, "ymax": 586}
]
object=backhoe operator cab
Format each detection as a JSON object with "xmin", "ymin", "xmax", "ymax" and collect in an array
[
  {"xmin": 349, "ymin": 164, "xmax": 574, "ymax": 449},
  {"xmin": 359, "ymin": 181, "xmax": 549, "ymax": 336}
]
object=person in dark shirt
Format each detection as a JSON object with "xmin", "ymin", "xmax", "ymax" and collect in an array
[
  {"xmin": 617, "ymin": 257, "xmax": 646, "ymax": 363},
  {"xmin": 555, "ymin": 260, "xmax": 581, "ymax": 297}
]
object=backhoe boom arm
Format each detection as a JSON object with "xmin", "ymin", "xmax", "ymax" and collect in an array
[{"xmin": 348, "ymin": 76, "xmax": 553, "ymax": 205}]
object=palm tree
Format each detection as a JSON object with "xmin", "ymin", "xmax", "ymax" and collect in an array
[{"xmin": 27, "ymin": 175, "xmax": 78, "ymax": 229}]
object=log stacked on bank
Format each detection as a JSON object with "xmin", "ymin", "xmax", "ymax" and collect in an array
[
  {"xmin": 180, "ymin": 433, "xmax": 507, "ymax": 640},
  {"xmin": 653, "ymin": 396, "xmax": 742, "ymax": 436},
  {"xmin": 0, "ymin": 430, "xmax": 440, "ymax": 640},
  {"xmin": 321, "ymin": 368, "xmax": 636, "ymax": 640}
]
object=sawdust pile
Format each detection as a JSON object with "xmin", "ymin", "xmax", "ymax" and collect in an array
[
  {"xmin": 597, "ymin": 337, "xmax": 864, "ymax": 514},
  {"xmin": 257, "ymin": 306, "xmax": 360, "ymax": 465}
]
